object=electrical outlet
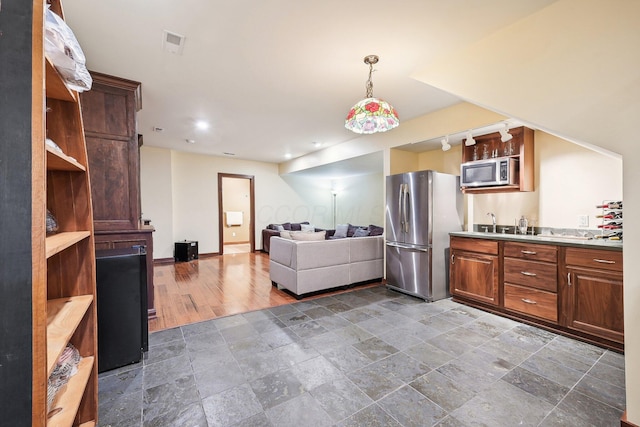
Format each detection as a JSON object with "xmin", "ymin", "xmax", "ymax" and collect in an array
[
  {"xmin": 232, "ymin": 232, "xmax": 236, "ymax": 237},
  {"xmin": 578, "ymin": 215, "xmax": 589, "ymax": 227}
]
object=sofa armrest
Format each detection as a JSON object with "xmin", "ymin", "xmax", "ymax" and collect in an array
[{"xmin": 262, "ymin": 229, "xmax": 281, "ymax": 253}]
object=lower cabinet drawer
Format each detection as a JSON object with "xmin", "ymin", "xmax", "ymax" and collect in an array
[
  {"xmin": 504, "ymin": 284, "xmax": 558, "ymax": 323},
  {"xmin": 503, "ymin": 258, "xmax": 557, "ymax": 292}
]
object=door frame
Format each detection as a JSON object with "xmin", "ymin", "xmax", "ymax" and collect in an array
[{"xmin": 218, "ymin": 173, "xmax": 255, "ymax": 254}]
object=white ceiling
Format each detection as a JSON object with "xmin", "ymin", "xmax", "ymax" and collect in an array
[{"xmin": 61, "ymin": 0, "xmax": 557, "ymax": 165}]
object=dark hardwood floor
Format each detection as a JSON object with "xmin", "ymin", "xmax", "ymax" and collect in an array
[{"xmin": 149, "ymin": 251, "xmax": 381, "ymax": 332}]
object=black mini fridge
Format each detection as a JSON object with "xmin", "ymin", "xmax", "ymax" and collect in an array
[{"xmin": 96, "ymin": 247, "xmax": 149, "ymax": 373}]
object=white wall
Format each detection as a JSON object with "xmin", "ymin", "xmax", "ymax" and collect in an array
[
  {"xmin": 280, "ymin": 172, "xmax": 385, "ymax": 228},
  {"xmin": 334, "ymin": 173, "xmax": 384, "ymax": 227}
]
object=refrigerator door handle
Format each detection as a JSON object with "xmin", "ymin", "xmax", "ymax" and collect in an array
[
  {"xmin": 402, "ymin": 184, "xmax": 410, "ymax": 233},
  {"xmin": 397, "ymin": 184, "xmax": 404, "ymax": 230},
  {"xmin": 385, "ymin": 242, "xmax": 430, "ymax": 252}
]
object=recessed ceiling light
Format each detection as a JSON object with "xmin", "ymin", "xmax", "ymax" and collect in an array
[
  {"xmin": 312, "ymin": 142, "xmax": 322, "ymax": 147},
  {"xmin": 195, "ymin": 120, "xmax": 209, "ymax": 130},
  {"xmin": 185, "ymin": 139, "xmax": 195, "ymax": 144},
  {"xmin": 284, "ymin": 153, "xmax": 292, "ymax": 159},
  {"xmin": 223, "ymin": 152, "xmax": 235, "ymax": 156}
]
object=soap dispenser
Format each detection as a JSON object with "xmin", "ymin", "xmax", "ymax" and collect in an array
[{"xmin": 518, "ymin": 216, "xmax": 528, "ymax": 235}]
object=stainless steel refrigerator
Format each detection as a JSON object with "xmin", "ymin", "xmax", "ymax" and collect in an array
[{"xmin": 385, "ymin": 170, "xmax": 463, "ymax": 301}]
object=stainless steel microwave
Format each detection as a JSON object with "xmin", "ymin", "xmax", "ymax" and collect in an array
[{"xmin": 460, "ymin": 157, "xmax": 518, "ymax": 188}]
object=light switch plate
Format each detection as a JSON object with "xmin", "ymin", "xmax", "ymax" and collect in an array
[{"xmin": 578, "ymin": 215, "xmax": 589, "ymax": 227}]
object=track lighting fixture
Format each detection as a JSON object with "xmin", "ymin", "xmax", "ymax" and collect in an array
[
  {"xmin": 499, "ymin": 124, "xmax": 513, "ymax": 142},
  {"xmin": 465, "ymin": 131, "xmax": 476, "ymax": 146},
  {"xmin": 441, "ymin": 136, "xmax": 451, "ymax": 152}
]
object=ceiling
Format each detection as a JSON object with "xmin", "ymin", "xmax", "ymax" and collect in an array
[{"xmin": 61, "ymin": 0, "xmax": 558, "ymax": 165}]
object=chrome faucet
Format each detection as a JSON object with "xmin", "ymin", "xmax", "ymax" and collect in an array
[{"xmin": 487, "ymin": 212, "xmax": 496, "ymax": 233}]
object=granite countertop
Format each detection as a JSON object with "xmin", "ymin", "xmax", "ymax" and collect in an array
[{"xmin": 450, "ymin": 231, "xmax": 623, "ymax": 251}]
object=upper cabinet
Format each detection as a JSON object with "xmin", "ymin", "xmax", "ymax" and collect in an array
[
  {"xmin": 81, "ymin": 72, "xmax": 142, "ymax": 232},
  {"xmin": 461, "ymin": 126, "xmax": 534, "ymax": 194}
]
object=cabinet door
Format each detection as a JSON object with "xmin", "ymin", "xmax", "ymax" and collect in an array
[
  {"xmin": 450, "ymin": 249, "xmax": 499, "ymax": 305},
  {"xmin": 81, "ymin": 73, "xmax": 142, "ymax": 231},
  {"xmin": 565, "ymin": 266, "xmax": 624, "ymax": 344}
]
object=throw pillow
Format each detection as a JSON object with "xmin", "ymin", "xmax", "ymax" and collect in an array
[
  {"xmin": 347, "ymin": 224, "xmax": 365, "ymax": 237},
  {"xmin": 276, "ymin": 225, "xmax": 285, "ymax": 232},
  {"xmin": 281, "ymin": 222, "xmax": 292, "ymax": 231},
  {"xmin": 353, "ymin": 228, "xmax": 370, "ymax": 237},
  {"xmin": 279, "ymin": 230, "xmax": 293, "ymax": 239},
  {"xmin": 334, "ymin": 224, "xmax": 349, "ymax": 238},
  {"xmin": 290, "ymin": 230, "xmax": 326, "ymax": 241},
  {"xmin": 290, "ymin": 221, "xmax": 309, "ymax": 231},
  {"xmin": 368, "ymin": 224, "xmax": 384, "ymax": 236},
  {"xmin": 300, "ymin": 224, "xmax": 315, "ymax": 232}
]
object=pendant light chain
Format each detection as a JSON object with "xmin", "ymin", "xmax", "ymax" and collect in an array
[{"xmin": 365, "ymin": 61, "xmax": 375, "ymax": 98}]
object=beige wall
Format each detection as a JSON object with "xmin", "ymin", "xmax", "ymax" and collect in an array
[
  {"xmin": 222, "ymin": 177, "xmax": 250, "ymax": 243},
  {"xmin": 401, "ymin": 131, "xmax": 623, "ymax": 232},
  {"xmin": 141, "ymin": 148, "xmax": 320, "ymax": 258},
  {"xmin": 141, "ymin": 149, "xmax": 384, "ymax": 258},
  {"xmin": 139, "ymin": 146, "xmax": 174, "ymax": 259}
]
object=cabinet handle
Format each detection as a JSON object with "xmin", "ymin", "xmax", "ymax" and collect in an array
[
  {"xmin": 567, "ymin": 272, "xmax": 571, "ymax": 286},
  {"xmin": 593, "ymin": 258, "xmax": 615, "ymax": 264},
  {"xmin": 451, "ymin": 254, "xmax": 455, "ymax": 265},
  {"xmin": 521, "ymin": 250, "xmax": 537, "ymax": 255},
  {"xmin": 521, "ymin": 298, "xmax": 537, "ymax": 304},
  {"xmin": 520, "ymin": 271, "xmax": 537, "ymax": 277}
]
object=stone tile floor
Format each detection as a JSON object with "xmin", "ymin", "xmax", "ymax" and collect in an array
[{"xmin": 97, "ymin": 285, "xmax": 626, "ymax": 426}]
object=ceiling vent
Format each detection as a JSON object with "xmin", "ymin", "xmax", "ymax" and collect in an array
[{"xmin": 162, "ymin": 30, "xmax": 186, "ymax": 55}]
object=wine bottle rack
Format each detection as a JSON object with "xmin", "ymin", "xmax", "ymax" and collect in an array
[{"xmin": 596, "ymin": 200, "xmax": 622, "ymax": 240}]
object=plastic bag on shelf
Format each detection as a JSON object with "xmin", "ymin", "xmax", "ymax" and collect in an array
[
  {"xmin": 47, "ymin": 343, "xmax": 81, "ymax": 412},
  {"xmin": 44, "ymin": 6, "xmax": 92, "ymax": 92}
]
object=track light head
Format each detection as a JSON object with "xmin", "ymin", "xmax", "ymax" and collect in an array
[
  {"xmin": 441, "ymin": 136, "xmax": 451, "ymax": 152},
  {"xmin": 499, "ymin": 124, "xmax": 513, "ymax": 142},
  {"xmin": 465, "ymin": 131, "xmax": 476, "ymax": 146}
]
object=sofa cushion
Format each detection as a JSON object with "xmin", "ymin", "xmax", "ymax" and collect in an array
[
  {"xmin": 368, "ymin": 224, "xmax": 384, "ymax": 236},
  {"xmin": 334, "ymin": 224, "xmax": 349, "ymax": 238},
  {"xmin": 280, "ymin": 230, "xmax": 293, "ymax": 239},
  {"xmin": 290, "ymin": 230, "xmax": 326, "ymax": 241}
]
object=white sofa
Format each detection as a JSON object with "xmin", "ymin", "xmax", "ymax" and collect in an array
[{"xmin": 269, "ymin": 235, "xmax": 384, "ymax": 297}]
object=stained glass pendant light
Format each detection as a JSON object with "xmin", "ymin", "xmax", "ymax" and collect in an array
[{"xmin": 345, "ymin": 55, "xmax": 399, "ymax": 134}]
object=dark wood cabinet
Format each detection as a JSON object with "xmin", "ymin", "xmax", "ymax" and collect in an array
[
  {"xmin": 562, "ymin": 247, "xmax": 624, "ymax": 344},
  {"xmin": 450, "ymin": 235, "xmax": 623, "ymax": 351},
  {"xmin": 503, "ymin": 242, "xmax": 558, "ymax": 323},
  {"xmin": 450, "ymin": 237, "xmax": 499, "ymax": 306},
  {"xmin": 81, "ymin": 72, "xmax": 142, "ymax": 232},
  {"xmin": 81, "ymin": 72, "xmax": 156, "ymax": 318},
  {"xmin": 461, "ymin": 126, "xmax": 535, "ymax": 194}
]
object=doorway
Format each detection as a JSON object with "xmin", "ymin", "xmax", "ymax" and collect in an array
[{"xmin": 218, "ymin": 173, "xmax": 255, "ymax": 255}]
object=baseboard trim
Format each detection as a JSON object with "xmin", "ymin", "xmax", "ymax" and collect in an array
[{"xmin": 622, "ymin": 411, "xmax": 639, "ymax": 427}]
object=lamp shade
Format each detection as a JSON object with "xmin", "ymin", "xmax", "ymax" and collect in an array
[{"xmin": 345, "ymin": 97, "xmax": 399, "ymax": 134}]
